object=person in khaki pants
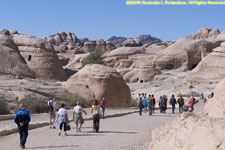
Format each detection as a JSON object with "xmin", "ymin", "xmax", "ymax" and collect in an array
[{"xmin": 91, "ymin": 100, "xmax": 101, "ymax": 132}]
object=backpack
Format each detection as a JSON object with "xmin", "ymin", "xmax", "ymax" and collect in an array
[
  {"xmin": 48, "ymin": 100, "xmax": 54, "ymax": 113},
  {"xmin": 170, "ymin": 98, "xmax": 176, "ymax": 105},
  {"xmin": 178, "ymin": 98, "xmax": 184, "ymax": 105},
  {"xmin": 147, "ymin": 98, "xmax": 151, "ymax": 104},
  {"xmin": 100, "ymin": 100, "xmax": 105, "ymax": 106},
  {"xmin": 138, "ymin": 100, "xmax": 144, "ymax": 108}
]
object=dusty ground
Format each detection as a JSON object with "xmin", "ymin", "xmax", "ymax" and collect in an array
[{"xmin": 0, "ymin": 101, "xmax": 204, "ymax": 150}]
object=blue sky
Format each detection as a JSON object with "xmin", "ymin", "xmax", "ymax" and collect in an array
[{"xmin": 0, "ymin": 0, "xmax": 224, "ymax": 41}]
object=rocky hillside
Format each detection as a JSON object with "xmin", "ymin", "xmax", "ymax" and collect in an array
[{"xmin": 1, "ymin": 27, "xmax": 225, "ymax": 111}]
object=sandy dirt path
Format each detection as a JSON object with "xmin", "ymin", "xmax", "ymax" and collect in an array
[{"xmin": 0, "ymin": 102, "xmax": 204, "ymax": 150}]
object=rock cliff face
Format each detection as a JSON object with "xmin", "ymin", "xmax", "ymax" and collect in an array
[
  {"xmin": 184, "ymin": 42, "xmax": 225, "ymax": 83},
  {"xmin": 66, "ymin": 64, "xmax": 132, "ymax": 107},
  {"xmin": 103, "ymin": 47, "xmax": 161, "ymax": 83},
  {"xmin": 44, "ymin": 32, "xmax": 82, "ymax": 53},
  {"xmin": 13, "ymin": 34, "xmax": 67, "ymax": 81},
  {"xmin": 82, "ymin": 39, "xmax": 116, "ymax": 53},
  {"xmin": 0, "ymin": 34, "xmax": 35, "ymax": 78},
  {"xmin": 0, "ymin": 29, "xmax": 67, "ymax": 81},
  {"xmin": 153, "ymin": 38, "xmax": 216, "ymax": 71}
]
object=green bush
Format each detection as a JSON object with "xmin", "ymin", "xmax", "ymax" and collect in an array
[
  {"xmin": 81, "ymin": 47, "xmax": 104, "ymax": 68},
  {"xmin": 0, "ymin": 98, "xmax": 10, "ymax": 115},
  {"xmin": 59, "ymin": 92, "xmax": 91, "ymax": 108},
  {"xmin": 18, "ymin": 99, "xmax": 48, "ymax": 114}
]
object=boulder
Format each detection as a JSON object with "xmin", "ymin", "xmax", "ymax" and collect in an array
[
  {"xmin": 9, "ymin": 30, "xmax": 18, "ymax": 35},
  {"xmin": 0, "ymin": 35, "xmax": 35, "ymax": 78},
  {"xmin": 66, "ymin": 64, "xmax": 132, "ymax": 107},
  {"xmin": 122, "ymin": 38, "xmax": 142, "ymax": 47},
  {"xmin": 193, "ymin": 28, "xmax": 220, "ymax": 39},
  {"xmin": 13, "ymin": 34, "xmax": 67, "ymax": 81},
  {"xmin": 184, "ymin": 42, "xmax": 225, "ymax": 83}
]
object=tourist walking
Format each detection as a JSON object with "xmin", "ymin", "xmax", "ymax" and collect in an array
[
  {"xmin": 177, "ymin": 95, "xmax": 184, "ymax": 113},
  {"xmin": 152, "ymin": 94, "xmax": 156, "ymax": 113},
  {"xmin": 162, "ymin": 95, "xmax": 168, "ymax": 114},
  {"xmin": 147, "ymin": 95, "xmax": 154, "ymax": 116},
  {"xmin": 47, "ymin": 96, "xmax": 56, "ymax": 129},
  {"xmin": 142, "ymin": 96, "xmax": 147, "ymax": 111},
  {"xmin": 170, "ymin": 95, "xmax": 177, "ymax": 114},
  {"xmin": 100, "ymin": 98, "xmax": 106, "ymax": 119},
  {"xmin": 73, "ymin": 101, "xmax": 87, "ymax": 132},
  {"xmin": 138, "ymin": 97, "xmax": 144, "ymax": 116},
  {"xmin": 56, "ymin": 103, "xmax": 69, "ymax": 136},
  {"xmin": 91, "ymin": 100, "xmax": 101, "ymax": 132},
  {"xmin": 159, "ymin": 96, "xmax": 164, "ymax": 113},
  {"xmin": 189, "ymin": 96, "xmax": 198, "ymax": 112},
  {"xmin": 14, "ymin": 104, "xmax": 31, "ymax": 149}
]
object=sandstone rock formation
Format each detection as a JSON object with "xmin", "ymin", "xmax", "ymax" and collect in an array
[
  {"xmin": 192, "ymin": 28, "xmax": 220, "ymax": 39},
  {"xmin": 184, "ymin": 42, "xmax": 225, "ymax": 83},
  {"xmin": 44, "ymin": 32, "xmax": 82, "ymax": 53},
  {"xmin": 103, "ymin": 47, "xmax": 161, "ymax": 82},
  {"xmin": 122, "ymin": 38, "xmax": 142, "ymax": 47},
  {"xmin": 13, "ymin": 34, "xmax": 67, "ymax": 81},
  {"xmin": 0, "ymin": 34, "xmax": 35, "ymax": 78},
  {"xmin": 66, "ymin": 64, "xmax": 132, "ymax": 107},
  {"xmin": 122, "ymin": 67, "xmax": 161, "ymax": 83},
  {"xmin": 82, "ymin": 39, "xmax": 115, "ymax": 53},
  {"xmin": 65, "ymin": 53, "xmax": 89, "ymax": 71},
  {"xmin": 153, "ymin": 38, "xmax": 215, "ymax": 71},
  {"xmin": 149, "ymin": 78, "xmax": 225, "ymax": 150}
]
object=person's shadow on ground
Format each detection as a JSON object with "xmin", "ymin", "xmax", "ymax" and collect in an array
[{"xmin": 27, "ymin": 145, "xmax": 78, "ymax": 149}]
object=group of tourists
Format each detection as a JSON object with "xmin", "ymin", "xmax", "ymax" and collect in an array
[
  {"xmin": 14, "ymin": 97, "xmax": 106, "ymax": 149},
  {"xmin": 137, "ymin": 93, "xmax": 202, "ymax": 116}
]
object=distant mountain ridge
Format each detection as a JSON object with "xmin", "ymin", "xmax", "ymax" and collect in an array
[{"xmin": 107, "ymin": 35, "xmax": 162, "ymax": 45}]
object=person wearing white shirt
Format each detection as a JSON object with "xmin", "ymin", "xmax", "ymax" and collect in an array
[
  {"xmin": 56, "ymin": 103, "xmax": 69, "ymax": 136},
  {"xmin": 73, "ymin": 101, "xmax": 87, "ymax": 132}
]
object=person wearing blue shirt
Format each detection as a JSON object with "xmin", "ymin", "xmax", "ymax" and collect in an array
[
  {"xmin": 142, "ymin": 96, "xmax": 147, "ymax": 111},
  {"xmin": 14, "ymin": 104, "xmax": 31, "ymax": 149}
]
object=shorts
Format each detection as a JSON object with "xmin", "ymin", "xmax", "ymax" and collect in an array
[
  {"xmin": 74, "ymin": 113, "xmax": 84, "ymax": 124},
  {"xmin": 49, "ymin": 111, "xmax": 56, "ymax": 120}
]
